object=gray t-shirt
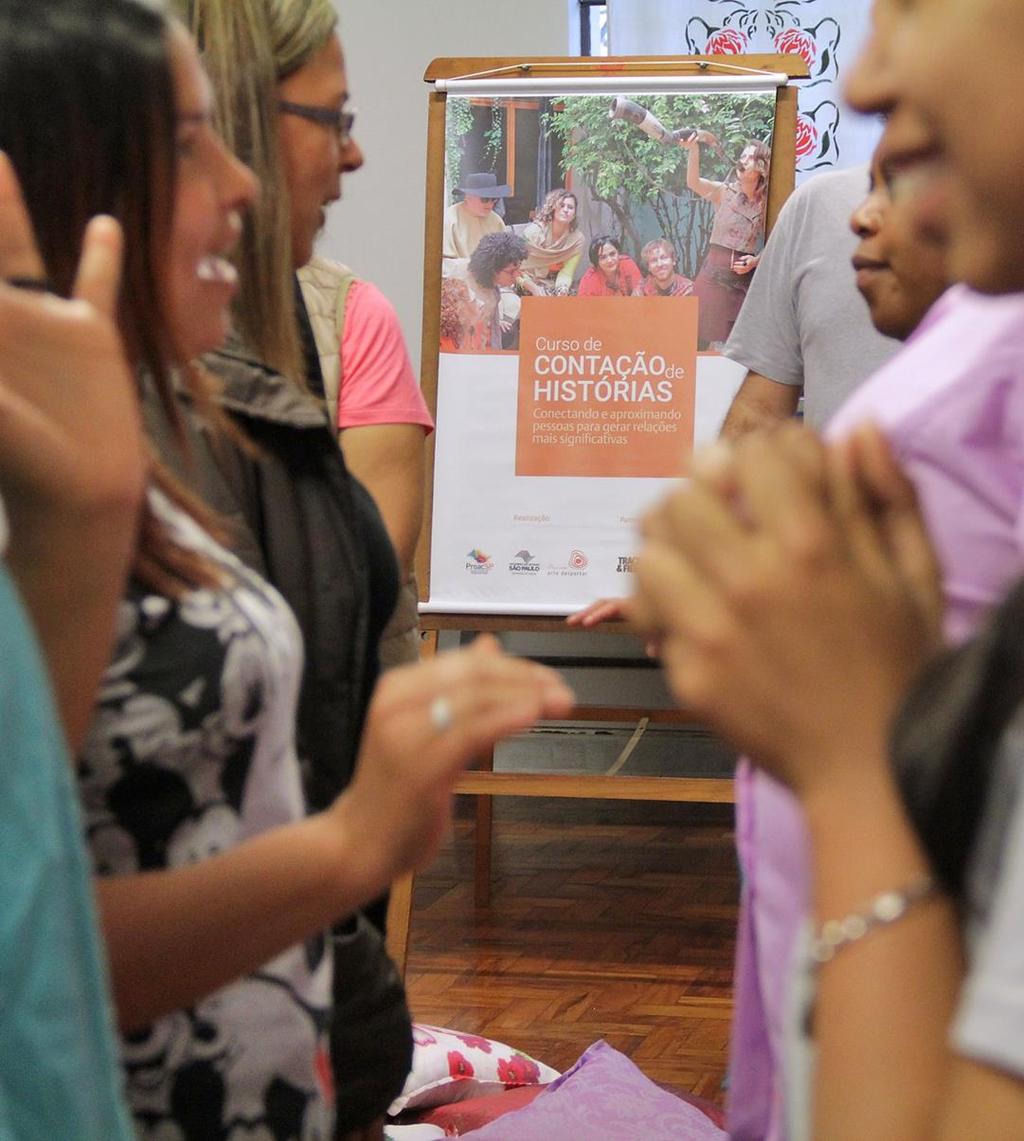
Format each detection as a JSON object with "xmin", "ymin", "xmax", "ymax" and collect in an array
[{"xmin": 724, "ymin": 164, "xmax": 900, "ymax": 428}]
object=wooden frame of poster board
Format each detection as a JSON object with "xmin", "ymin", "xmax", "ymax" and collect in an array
[{"xmin": 386, "ymin": 53, "xmax": 808, "ymax": 973}]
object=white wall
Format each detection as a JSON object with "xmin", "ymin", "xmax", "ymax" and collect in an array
[{"xmin": 321, "ymin": 1, "xmax": 571, "ymax": 374}]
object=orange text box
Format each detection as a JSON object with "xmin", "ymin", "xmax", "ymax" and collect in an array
[{"xmin": 516, "ymin": 296, "xmax": 697, "ymax": 478}]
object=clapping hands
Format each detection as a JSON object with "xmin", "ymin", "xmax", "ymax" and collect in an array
[{"xmin": 632, "ymin": 423, "xmax": 943, "ymax": 795}]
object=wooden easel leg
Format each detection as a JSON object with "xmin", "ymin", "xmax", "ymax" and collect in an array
[
  {"xmin": 474, "ymin": 746, "xmax": 495, "ymax": 908},
  {"xmin": 420, "ymin": 628, "xmax": 439, "ymax": 660},
  {"xmin": 383, "ymin": 630, "xmax": 438, "ymax": 977},
  {"xmin": 385, "ymin": 873, "xmax": 415, "ymax": 978}
]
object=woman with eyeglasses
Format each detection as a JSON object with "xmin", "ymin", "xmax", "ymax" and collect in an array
[{"xmin": 186, "ymin": 0, "xmax": 432, "ymax": 677}]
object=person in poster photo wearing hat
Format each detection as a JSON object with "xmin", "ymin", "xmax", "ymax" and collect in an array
[{"xmin": 442, "ymin": 171, "xmax": 511, "ymax": 258}]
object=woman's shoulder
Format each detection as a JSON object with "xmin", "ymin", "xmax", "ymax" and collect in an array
[
  {"xmin": 297, "ymin": 255, "xmax": 356, "ymax": 295},
  {"xmin": 128, "ymin": 487, "xmax": 298, "ymax": 646},
  {"xmin": 204, "ymin": 341, "xmax": 329, "ymax": 431},
  {"xmin": 297, "ymin": 257, "xmax": 358, "ymax": 333}
]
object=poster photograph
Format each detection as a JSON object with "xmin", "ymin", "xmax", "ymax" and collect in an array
[{"xmin": 426, "ymin": 83, "xmax": 781, "ymax": 614}]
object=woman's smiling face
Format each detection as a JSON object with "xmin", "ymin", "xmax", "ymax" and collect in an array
[
  {"xmin": 165, "ymin": 23, "xmax": 257, "ymax": 361},
  {"xmin": 647, "ymin": 245, "xmax": 675, "ymax": 284},
  {"xmin": 736, "ymin": 146, "xmax": 763, "ymax": 194}
]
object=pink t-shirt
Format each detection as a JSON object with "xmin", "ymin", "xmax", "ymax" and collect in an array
[{"xmin": 338, "ymin": 280, "xmax": 434, "ymax": 433}]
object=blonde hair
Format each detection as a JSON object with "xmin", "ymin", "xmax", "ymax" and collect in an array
[{"xmin": 176, "ymin": 0, "xmax": 337, "ymax": 386}]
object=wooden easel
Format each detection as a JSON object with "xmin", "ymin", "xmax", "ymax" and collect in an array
[{"xmin": 385, "ymin": 52, "xmax": 808, "ymax": 977}]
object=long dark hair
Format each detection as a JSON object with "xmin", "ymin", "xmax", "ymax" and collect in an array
[
  {"xmin": 891, "ymin": 578, "xmax": 1024, "ymax": 903},
  {"xmin": 0, "ymin": 0, "xmax": 175, "ymax": 402},
  {"xmin": 0, "ymin": 0, "xmax": 222, "ymax": 592}
]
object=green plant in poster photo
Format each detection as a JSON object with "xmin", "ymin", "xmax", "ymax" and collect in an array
[
  {"xmin": 445, "ymin": 97, "xmax": 475, "ymax": 192},
  {"xmin": 544, "ymin": 93, "xmax": 775, "ymax": 278}
]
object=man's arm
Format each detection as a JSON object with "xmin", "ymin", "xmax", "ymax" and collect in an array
[{"xmin": 719, "ymin": 370, "xmax": 801, "ymax": 440}]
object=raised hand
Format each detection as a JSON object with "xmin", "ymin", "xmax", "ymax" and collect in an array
[
  {"xmin": 0, "ymin": 151, "xmax": 145, "ymax": 750},
  {"xmin": 0, "ymin": 152, "xmax": 144, "ymax": 517}
]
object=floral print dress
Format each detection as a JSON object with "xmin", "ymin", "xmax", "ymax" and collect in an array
[{"xmin": 78, "ymin": 490, "xmax": 333, "ymax": 1140}]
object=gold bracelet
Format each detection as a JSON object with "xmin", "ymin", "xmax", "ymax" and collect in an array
[{"xmin": 810, "ymin": 875, "xmax": 941, "ymax": 966}]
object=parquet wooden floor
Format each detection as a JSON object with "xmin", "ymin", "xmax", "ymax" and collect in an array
[{"xmin": 404, "ymin": 794, "xmax": 739, "ymax": 1106}]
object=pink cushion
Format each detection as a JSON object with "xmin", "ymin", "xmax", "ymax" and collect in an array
[{"xmin": 459, "ymin": 1040, "xmax": 726, "ymax": 1140}]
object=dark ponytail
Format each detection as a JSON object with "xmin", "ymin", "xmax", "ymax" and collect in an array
[{"xmin": 891, "ymin": 576, "xmax": 1024, "ymax": 902}]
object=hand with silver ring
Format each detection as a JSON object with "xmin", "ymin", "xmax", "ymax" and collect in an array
[
  {"xmin": 332, "ymin": 635, "xmax": 574, "ymax": 893},
  {"xmin": 429, "ymin": 695, "xmax": 454, "ymax": 734}
]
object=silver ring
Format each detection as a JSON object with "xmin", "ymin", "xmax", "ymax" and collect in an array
[{"xmin": 429, "ymin": 695, "xmax": 454, "ymax": 734}]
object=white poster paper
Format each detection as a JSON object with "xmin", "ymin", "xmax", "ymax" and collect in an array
[{"xmin": 425, "ymin": 83, "xmax": 779, "ymax": 615}]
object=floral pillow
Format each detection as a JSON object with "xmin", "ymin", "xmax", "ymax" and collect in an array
[{"xmin": 387, "ymin": 1024, "xmax": 560, "ymax": 1115}]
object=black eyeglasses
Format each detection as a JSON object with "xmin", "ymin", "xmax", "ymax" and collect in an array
[{"xmin": 278, "ymin": 100, "xmax": 356, "ymax": 145}]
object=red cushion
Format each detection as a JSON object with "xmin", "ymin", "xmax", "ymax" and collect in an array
[{"xmin": 410, "ymin": 1085, "xmax": 547, "ymax": 1133}]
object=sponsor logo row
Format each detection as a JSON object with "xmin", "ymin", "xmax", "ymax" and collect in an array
[{"xmin": 465, "ymin": 549, "xmax": 637, "ymax": 576}]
